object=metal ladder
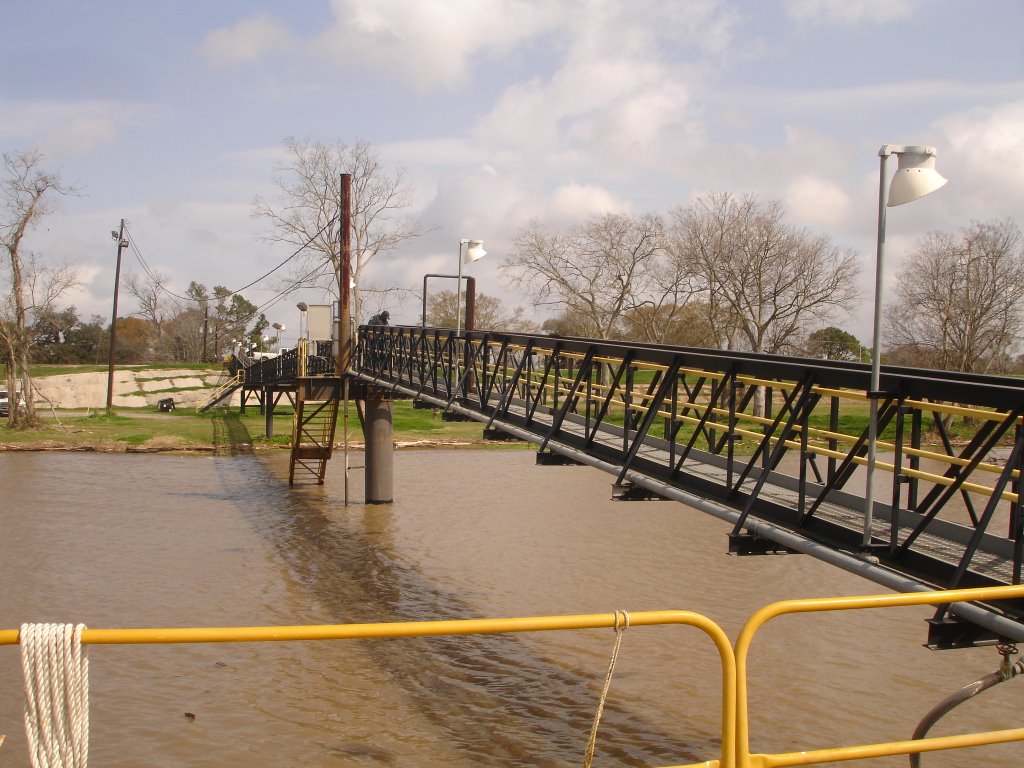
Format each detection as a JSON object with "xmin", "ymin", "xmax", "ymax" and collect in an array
[{"xmin": 288, "ymin": 378, "xmax": 341, "ymax": 485}]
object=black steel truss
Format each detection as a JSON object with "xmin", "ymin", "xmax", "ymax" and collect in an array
[{"xmin": 351, "ymin": 325, "xmax": 1024, "ymax": 630}]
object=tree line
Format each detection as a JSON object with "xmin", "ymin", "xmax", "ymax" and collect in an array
[
  {"xmin": 6, "ymin": 141, "xmax": 1024, "ymax": 428},
  {"xmin": 499, "ymin": 194, "xmax": 1024, "ymax": 376},
  {"xmin": 27, "ymin": 281, "xmax": 272, "ymax": 367}
]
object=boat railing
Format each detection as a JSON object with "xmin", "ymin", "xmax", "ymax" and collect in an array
[{"xmin": 3, "ymin": 585, "xmax": 1024, "ymax": 768}]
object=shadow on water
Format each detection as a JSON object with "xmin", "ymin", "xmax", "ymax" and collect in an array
[
  {"xmin": 198, "ymin": 454, "xmax": 711, "ymax": 767},
  {"xmin": 209, "ymin": 411, "xmax": 255, "ymax": 456}
]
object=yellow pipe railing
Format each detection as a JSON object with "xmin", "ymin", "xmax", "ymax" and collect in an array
[
  {"xmin": 5, "ymin": 587, "xmax": 1024, "ymax": 766},
  {"xmin": 494, "ymin": 344, "xmax": 1021, "ymax": 428},
  {"xmin": 196, "ymin": 370, "xmax": 244, "ymax": 412},
  {"xmin": 734, "ymin": 584, "xmax": 1024, "ymax": 768},
  {"xmin": 296, "ymin": 337, "xmax": 309, "ymax": 377},
  {"xmin": 2, "ymin": 610, "xmax": 738, "ymax": 768}
]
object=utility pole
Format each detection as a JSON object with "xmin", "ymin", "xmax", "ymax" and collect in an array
[
  {"xmin": 202, "ymin": 304, "xmax": 209, "ymax": 362},
  {"xmin": 106, "ymin": 219, "xmax": 128, "ymax": 412}
]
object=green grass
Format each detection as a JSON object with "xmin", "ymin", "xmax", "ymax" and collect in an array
[
  {"xmin": 388, "ymin": 401, "xmax": 488, "ymax": 440},
  {"xmin": 0, "ymin": 398, "xmax": 513, "ymax": 451},
  {"xmin": 2, "ymin": 363, "xmax": 222, "ymax": 379}
]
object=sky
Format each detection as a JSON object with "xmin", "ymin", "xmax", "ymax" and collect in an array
[{"xmin": 3, "ymin": 0, "xmax": 1023, "ymax": 349}]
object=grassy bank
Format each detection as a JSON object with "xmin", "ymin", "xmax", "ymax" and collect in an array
[{"xmin": 0, "ymin": 401, "xmax": 512, "ymax": 453}]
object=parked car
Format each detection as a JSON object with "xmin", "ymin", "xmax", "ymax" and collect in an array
[{"xmin": 0, "ymin": 389, "xmax": 26, "ymax": 417}]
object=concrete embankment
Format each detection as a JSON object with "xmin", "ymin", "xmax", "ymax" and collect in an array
[{"xmin": 32, "ymin": 367, "xmax": 226, "ymax": 410}]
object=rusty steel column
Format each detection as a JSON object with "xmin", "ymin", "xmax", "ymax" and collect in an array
[
  {"xmin": 364, "ymin": 393, "xmax": 393, "ymax": 504},
  {"xmin": 339, "ymin": 173, "xmax": 352, "ymax": 373},
  {"xmin": 465, "ymin": 276, "xmax": 476, "ymax": 331}
]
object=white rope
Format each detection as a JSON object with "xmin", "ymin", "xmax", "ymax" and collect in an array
[
  {"xmin": 582, "ymin": 610, "xmax": 629, "ymax": 768},
  {"xmin": 20, "ymin": 623, "xmax": 89, "ymax": 768}
]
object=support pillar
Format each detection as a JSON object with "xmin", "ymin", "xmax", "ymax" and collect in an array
[
  {"xmin": 364, "ymin": 393, "xmax": 394, "ymax": 504},
  {"xmin": 265, "ymin": 387, "xmax": 275, "ymax": 438}
]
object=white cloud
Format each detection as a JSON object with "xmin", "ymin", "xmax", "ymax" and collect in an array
[
  {"xmin": 315, "ymin": 0, "xmax": 564, "ymax": 88},
  {"xmin": 785, "ymin": 175, "xmax": 851, "ymax": 228},
  {"xmin": 0, "ymin": 100, "xmax": 159, "ymax": 157},
  {"xmin": 199, "ymin": 13, "xmax": 295, "ymax": 69},
  {"xmin": 548, "ymin": 183, "xmax": 629, "ymax": 222},
  {"xmin": 786, "ymin": 0, "xmax": 924, "ymax": 26},
  {"xmin": 472, "ymin": 1, "xmax": 725, "ymax": 187},
  {"xmin": 935, "ymin": 98, "xmax": 1024, "ymax": 220}
]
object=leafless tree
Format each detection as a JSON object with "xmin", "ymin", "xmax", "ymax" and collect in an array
[
  {"xmin": 153, "ymin": 305, "xmax": 207, "ymax": 363},
  {"xmin": 0, "ymin": 150, "xmax": 78, "ymax": 427},
  {"xmin": 502, "ymin": 212, "xmax": 665, "ymax": 340},
  {"xmin": 667, "ymin": 192, "xmax": 859, "ymax": 415},
  {"xmin": 425, "ymin": 290, "xmax": 540, "ymax": 333},
  {"xmin": 252, "ymin": 137, "xmax": 421, "ymax": 324},
  {"xmin": 887, "ymin": 219, "xmax": 1024, "ymax": 373},
  {"xmin": 123, "ymin": 269, "xmax": 174, "ymax": 341},
  {"xmin": 629, "ymin": 232, "xmax": 706, "ymax": 344},
  {"xmin": 668, "ymin": 192, "xmax": 860, "ymax": 355},
  {"xmin": 621, "ymin": 300, "xmax": 717, "ymax": 347}
]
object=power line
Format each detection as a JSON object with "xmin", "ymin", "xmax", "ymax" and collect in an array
[{"xmin": 121, "ymin": 215, "xmax": 339, "ymax": 306}]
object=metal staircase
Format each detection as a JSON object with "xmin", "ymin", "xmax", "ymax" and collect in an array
[
  {"xmin": 197, "ymin": 371, "xmax": 244, "ymax": 413},
  {"xmin": 288, "ymin": 378, "xmax": 343, "ymax": 485}
]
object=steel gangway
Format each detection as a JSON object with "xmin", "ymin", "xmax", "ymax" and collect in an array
[{"xmin": 350, "ymin": 325, "xmax": 1024, "ymax": 645}]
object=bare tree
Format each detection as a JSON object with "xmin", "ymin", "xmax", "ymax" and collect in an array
[
  {"xmin": 621, "ymin": 301, "xmax": 717, "ymax": 347},
  {"xmin": 123, "ymin": 269, "xmax": 174, "ymax": 342},
  {"xmin": 628, "ymin": 232, "xmax": 705, "ymax": 344},
  {"xmin": 502, "ymin": 212, "xmax": 665, "ymax": 340},
  {"xmin": 887, "ymin": 219, "xmax": 1024, "ymax": 373},
  {"xmin": 252, "ymin": 137, "xmax": 421, "ymax": 324},
  {"xmin": 668, "ymin": 193, "xmax": 859, "ymax": 355},
  {"xmin": 426, "ymin": 290, "xmax": 540, "ymax": 333},
  {"xmin": 0, "ymin": 150, "xmax": 78, "ymax": 427},
  {"xmin": 154, "ymin": 305, "xmax": 207, "ymax": 363}
]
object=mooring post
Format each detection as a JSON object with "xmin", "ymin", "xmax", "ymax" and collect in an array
[{"xmin": 364, "ymin": 392, "xmax": 394, "ymax": 503}]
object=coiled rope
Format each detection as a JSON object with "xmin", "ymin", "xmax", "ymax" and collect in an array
[
  {"xmin": 582, "ymin": 610, "xmax": 629, "ymax": 768},
  {"xmin": 20, "ymin": 623, "xmax": 89, "ymax": 768}
]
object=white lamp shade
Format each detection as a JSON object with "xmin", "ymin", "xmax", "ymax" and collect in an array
[
  {"xmin": 888, "ymin": 148, "xmax": 947, "ymax": 207},
  {"xmin": 464, "ymin": 239, "xmax": 486, "ymax": 263}
]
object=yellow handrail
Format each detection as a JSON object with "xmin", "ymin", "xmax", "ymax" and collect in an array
[
  {"xmin": 6, "ymin": 587, "xmax": 1024, "ymax": 767},
  {"xmin": 297, "ymin": 337, "xmax": 309, "ymax": 377},
  {"xmin": 734, "ymin": 584, "xmax": 1024, "ymax": 768},
  {"xmin": 196, "ymin": 370, "xmax": 244, "ymax": 412},
  {"xmin": 2, "ymin": 610, "xmax": 737, "ymax": 768}
]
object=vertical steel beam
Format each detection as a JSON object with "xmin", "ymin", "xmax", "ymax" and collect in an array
[{"xmin": 364, "ymin": 393, "xmax": 394, "ymax": 504}]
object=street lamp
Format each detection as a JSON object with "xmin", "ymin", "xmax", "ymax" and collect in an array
[
  {"xmin": 296, "ymin": 302, "xmax": 308, "ymax": 341},
  {"xmin": 272, "ymin": 322, "xmax": 285, "ymax": 351},
  {"xmin": 863, "ymin": 144, "xmax": 947, "ymax": 548},
  {"xmin": 456, "ymin": 239, "xmax": 486, "ymax": 335}
]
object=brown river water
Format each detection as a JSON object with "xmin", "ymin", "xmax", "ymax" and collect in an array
[{"xmin": 0, "ymin": 449, "xmax": 1020, "ymax": 767}]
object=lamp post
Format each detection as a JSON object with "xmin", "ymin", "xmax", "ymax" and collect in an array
[
  {"xmin": 296, "ymin": 302, "xmax": 308, "ymax": 340},
  {"xmin": 863, "ymin": 144, "xmax": 947, "ymax": 549},
  {"xmin": 456, "ymin": 239, "xmax": 486, "ymax": 336},
  {"xmin": 272, "ymin": 322, "xmax": 285, "ymax": 351}
]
